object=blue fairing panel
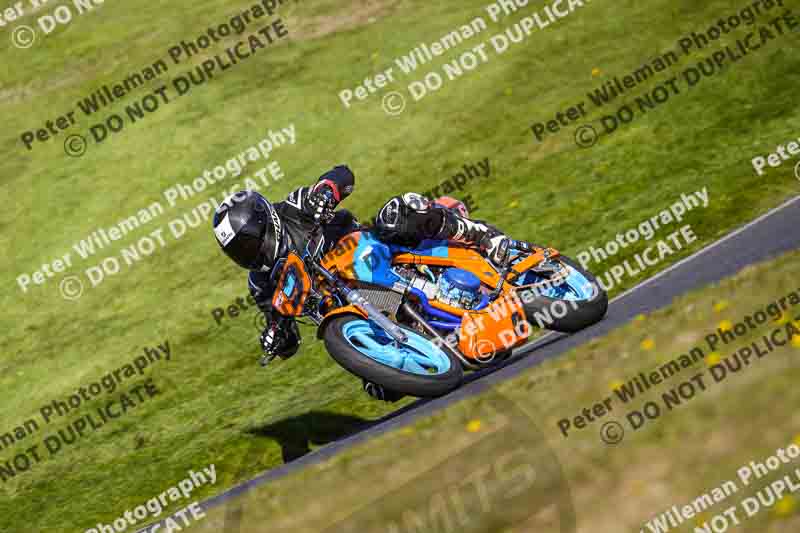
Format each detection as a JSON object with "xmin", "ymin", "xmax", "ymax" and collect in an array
[
  {"xmin": 352, "ymin": 233, "xmax": 452, "ymax": 287},
  {"xmin": 353, "ymin": 232, "xmax": 403, "ymax": 286},
  {"xmin": 407, "ymin": 239, "xmax": 450, "ymax": 257}
]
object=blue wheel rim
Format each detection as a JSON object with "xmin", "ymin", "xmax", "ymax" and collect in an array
[
  {"xmin": 516, "ymin": 261, "xmax": 597, "ymax": 301},
  {"xmin": 340, "ymin": 320, "xmax": 452, "ymax": 376}
]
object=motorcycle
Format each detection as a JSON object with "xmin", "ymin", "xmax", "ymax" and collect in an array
[{"xmin": 264, "ymin": 218, "xmax": 608, "ymax": 398}]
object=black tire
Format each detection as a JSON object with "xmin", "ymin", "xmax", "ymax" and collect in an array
[
  {"xmin": 519, "ymin": 255, "xmax": 608, "ymax": 333},
  {"xmin": 323, "ymin": 316, "xmax": 463, "ymax": 398}
]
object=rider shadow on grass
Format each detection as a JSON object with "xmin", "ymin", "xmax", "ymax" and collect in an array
[
  {"xmin": 247, "ymin": 411, "xmax": 372, "ymax": 463},
  {"xmin": 244, "ymin": 333, "xmax": 579, "ymax": 466}
]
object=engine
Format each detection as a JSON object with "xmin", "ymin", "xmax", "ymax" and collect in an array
[
  {"xmin": 436, "ymin": 268, "xmax": 483, "ymax": 309},
  {"xmin": 396, "ymin": 266, "xmax": 484, "ymax": 310}
]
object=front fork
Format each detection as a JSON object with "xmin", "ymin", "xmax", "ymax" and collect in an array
[{"xmin": 314, "ymin": 262, "xmax": 409, "ymax": 345}]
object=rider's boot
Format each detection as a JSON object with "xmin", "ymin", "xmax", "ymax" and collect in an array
[
  {"xmin": 362, "ymin": 380, "xmax": 404, "ymax": 402},
  {"xmin": 435, "ymin": 210, "xmax": 511, "ymax": 268}
]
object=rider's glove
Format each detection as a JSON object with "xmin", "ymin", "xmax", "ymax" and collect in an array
[
  {"xmin": 304, "ymin": 165, "xmax": 355, "ymax": 224},
  {"xmin": 259, "ymin": 320, "xmax": 300, "ymax": 366},
  {"xmin": 304, "ymin": 183, "xmax": 337, "ymax": 224},
  {"xmin": 480, "ymin": 233, "xmax": 511, "ymax": 268}
]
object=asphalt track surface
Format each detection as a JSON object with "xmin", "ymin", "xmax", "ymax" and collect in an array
[{"xmin": 139, "ymin": 194, "xmax": 800, "ymax": 531}]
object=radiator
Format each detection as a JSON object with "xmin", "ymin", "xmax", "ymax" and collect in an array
[{"xmin": 353, "ymin": 283, "xmax": 403, "ymax": 317}]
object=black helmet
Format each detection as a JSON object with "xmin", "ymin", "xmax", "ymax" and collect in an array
[{"xmin": 212, "ymin": 190, "xmax": 288, "ymax": 271}]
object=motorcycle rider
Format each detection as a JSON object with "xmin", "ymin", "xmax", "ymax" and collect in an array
[{"xmin": 211, "ymin": 165, "xmax": 511, "ymax": 400}]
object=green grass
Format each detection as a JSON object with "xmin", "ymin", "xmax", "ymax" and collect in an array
[
  {"xmin": 1, "ymin": 0, "xmax": 799, "ymax": 530},
  {"xmin": 190, "ymin": 249, "xmax": 800, "ymax": 533}
]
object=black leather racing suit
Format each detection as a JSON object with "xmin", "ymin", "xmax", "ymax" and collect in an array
[{"xmin": 248, "ymin": 182, "xmax": 360, "ymax": 358}]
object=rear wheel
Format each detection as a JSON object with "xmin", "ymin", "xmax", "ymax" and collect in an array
[
  {"xmin": 515, "ymin": 255, "xmax": 608, "ymax": 333},
  {"xmin": 323, "ymin": 316, "xmax": 463, "ymax": 398}
]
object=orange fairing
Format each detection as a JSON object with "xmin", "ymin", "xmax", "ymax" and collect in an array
[
  {"xmin": 272, "ymin": 252, "xmax": 312, "ymax": 317},
  {"xmin": 316, "ymin": 305, "xmax": 368, "ymax": 338},
  {"xmin": 457, "ymin": 290, "xmax": 531, "ymax": 360},
  {"xmin": 393, "ymin": 246, "xmax": 559, "ymax": 289},
  {"xmin": 321, "ymin": 232, "xmax": 361, "ymax": 279},
  {"xmin": 511, "ymin": 248, "xmax": 559, "ymax": 278},
  {"xmin": 394, "ymin": 247, "xmax": 502, "ymax": 287}
]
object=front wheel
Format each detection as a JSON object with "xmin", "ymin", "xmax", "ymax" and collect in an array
[
  {"xmin": 323, "ymin": 316, "xmax": 463, "ymax": 398},
  {"xmin": 515, "ymin": 255, "xmax": 608, "ymax": 333}
]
